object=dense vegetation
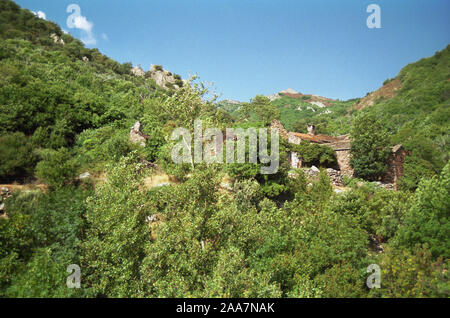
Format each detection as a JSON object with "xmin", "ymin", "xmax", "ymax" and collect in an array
[{"xmin": 0, "ymin": 0, "xmax": 448, "ymax": 298}]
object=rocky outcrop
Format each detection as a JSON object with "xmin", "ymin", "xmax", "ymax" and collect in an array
[
  {"xmin": 267, "ymin": 93, "xmax": 281, "ymax": 101},
  {"xmin": 281, "ymin": 88, "xmax": 299, "ymax": 95},
  {"xmin": 78, "ymin": 172, "xmax": 91, "ymax": 180},
  {"xmin": 222, "ymin": 99, "xmax": 241, "ymax": 105},
  {"xmin": 50, "ymin": 33, "xmax": 65, "ymax": 45},
  {"xmin": 129, "ymin": 122, "xmax": 149, "ymax": 147},
  {"xmin": 148, "ymin": 65, "xmax": 184, "ymax": 90},
  {"xmin": 131, "ymin": 66, "xmax": 145, "ymax": 77}
]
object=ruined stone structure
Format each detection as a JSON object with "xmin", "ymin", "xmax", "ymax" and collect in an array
[
  {"xmin": 269, "ymin": 120, "xmax": 289, "ymax": 140},
  {"xmin": 270, "ymin": 120, "xmax": 407, "ymax": 185},
  {"xmin": 271, "ymin": 120, "xmax": 354, "ymax": 177},
  {"xmin": 383, "ymin": 144, "xmax": 408, "ymax": 190}
]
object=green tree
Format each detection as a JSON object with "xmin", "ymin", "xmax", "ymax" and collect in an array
[
  {"xmin": 0, "ymin": 132, "xmax": 37, "ymax": 181},
  {"xmin": 250, "ymin": 95, "xmax": 280, "ymax": 125},
  {"xmin": 394, "ymin": 162, "xmax": 450, "ymax": 259},
  {"xmin": 350, "ymin": 113, "xmax": 390, "ymax": 180},
  {"xmin": 35, "ymin": 148, "xmax": 78, "ymax": 188},
  {"xmin": 81, "ymin": 154, "xmax": 150, "ymax": 297},
  {"xmin": 371, "ymin": 245, "xmax": 448, "ymax": 298}
]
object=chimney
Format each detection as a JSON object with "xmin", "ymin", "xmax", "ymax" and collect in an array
[{"xmin": 307, "ymin": 124, "xmax": 315, "ymax": 135}]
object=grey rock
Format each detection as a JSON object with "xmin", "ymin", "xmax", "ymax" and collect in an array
[
  {"xmin": 220, "ymin": 182, "xmax": 233, "ymax": 191},
  {"xmin": 267, "ymin": 93, "xmax": 281, "ymax": 101},
  {"xmin": 146, "ymin": 214, "xmax": 159, "ymax": 223},
  {"xmin": 280, "ymin": 88, "xmax": 299, "ymax": 95},
  {"xmin": 154, "ymin": 182, "xmax": 171, "ymax": 188},
  {"xmin": 79, "ymin": 172, "xmax": 91, "ymax": 180},
  {"xmin": 129, "ymin": 121, "xmax": 149, "ymax": 147},
  {"xmin": 50, "ymin": 33, "xmax": 65, "ymax": 45},
  {"xmin": 148, "ymin": 65, "xmax": 183, "ymax": 90},
  {"xmin": 131, "ymin": 66, "xmax": 145, "ymax": 77}
]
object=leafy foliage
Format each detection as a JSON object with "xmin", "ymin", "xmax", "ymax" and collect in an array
[
  {"xmin": 0, "ymin": 0, "xmax": 447, "ymax": 298},
  {"xmin": 350, "ymin": 113, "xmax": 390, "ymax": 180}
]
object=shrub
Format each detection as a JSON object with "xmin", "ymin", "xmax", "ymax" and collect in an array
[
  {"xmin": 394, "ymin": 162, "xmax": 450, "ymax": 259},
  {"xmin": 0, "ymin": 132, "xmax": 37, "ymax": 181},
  {"xmin": 350, "ymin": 113, "xmax": 390, "ymax": 181},
  {"xmin": 35, "ymin": 148, "xmax": 78, "ymax": 188}
]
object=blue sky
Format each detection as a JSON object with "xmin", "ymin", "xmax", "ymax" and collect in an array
[{"xmin": 15, "ymin": 0, "xmax": 450, "ymax": 102}]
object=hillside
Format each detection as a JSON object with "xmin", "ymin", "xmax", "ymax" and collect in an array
[
  {"xmin": 216, "ymin": 47, "xmax": 449, "ymax": 190},
  {"xmin": 356, "ymin": 46, "xmax": 450, "ymax": 190},
  {"xmin": 0, "ymin": 0, "xmax": 448, "ymax": 299}
]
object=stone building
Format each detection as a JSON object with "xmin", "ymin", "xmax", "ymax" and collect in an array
[
  {"xmin": 271, "ymin": 120, "xmax": 354, "ymax": 177},
  {"xmin": 383, "ymin": 144, "xmax": 409, "ymax": 190},
  {"xmin": 270, "ymin": 120, "xmax": 407, "ymax": 186}
]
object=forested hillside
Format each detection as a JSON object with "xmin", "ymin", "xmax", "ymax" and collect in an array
[
  {"xmin": 0, "ymin": 0, "xmax": 448, "ymax": 298},
  {"xmin": 220, "ymin": 46, "xmax": 449, "ymax": 191}
]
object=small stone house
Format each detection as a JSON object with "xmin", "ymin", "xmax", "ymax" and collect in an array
[
  {"xmin": 270, "ymin": 120, "xmax": 407, "ymax": 186},
  {"xmin": 270, "ymin": 120, "xmax": 354, "ymax": 177}
]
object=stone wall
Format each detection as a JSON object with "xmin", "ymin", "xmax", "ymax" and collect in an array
[
  {"xmin": 270, "ymin": 120, "xmax": 289, "ymax": 140},
  {"xmin": 383, "ymin": 145, "xmax": 408, "ymax": 190},
  {"xmin": 335, "ymin": 149, "xmax": 354, "ymax": 178},
  {"xmin": 290, "ymin": 152, "xmax": 301, "ymax": 169},
  {"xmin": 288, "ymin": 132, "xmax": 302, "ymax": 145}
]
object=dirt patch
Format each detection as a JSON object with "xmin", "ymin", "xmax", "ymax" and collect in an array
[
  {"xmin": 351, "ymin": 78, "xmax": 401, "ymax": 111},
  {"xmin": 143, "ymin": 172, "xmax": 178, "ymax": 189},
  {"xmin": 0, "ymin": 183, "xmax": 47, "ymax": 192}
]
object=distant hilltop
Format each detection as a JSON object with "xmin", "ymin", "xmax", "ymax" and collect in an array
[
  {"xmin": 268, "ymin": 88, "xmax": 333, "ymax": 107},
  {"xmin": 220, "ymin": 99, "xmax": 241, "ymax": 105}
]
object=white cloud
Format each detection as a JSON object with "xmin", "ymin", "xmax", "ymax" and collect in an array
[
  {"xmin": 32, "ymin": 10, "xmax": 46, "ymax": 20},
  {"xmin": 73, "ymin": 15, "xmax": 93, "ymax": 33},
  {"xmin": 74, "ymin": 15, "xmax": 96, "ymax": 45},
  {"xmin": 66, "ymin": 4, "xmax": 96, "ymax": 45}
]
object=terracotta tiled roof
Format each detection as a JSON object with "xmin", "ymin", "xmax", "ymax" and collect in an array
[
  {"xmin": 289, "ymin": 132, "xmax": 340, "ymax": 143},
  {"xmin": 288, "ymin": 132, "xmax": 352, "ymax": 150},
  {"xmin": 328, "ymin": 141, "xmax": 351, "ymax": 151}
]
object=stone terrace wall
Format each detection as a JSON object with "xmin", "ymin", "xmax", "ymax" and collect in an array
[{"xmin": 335, "ymin": 150, "xmax": 354, "ymax": 178}]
